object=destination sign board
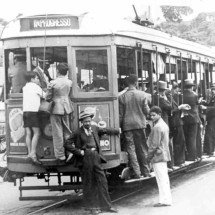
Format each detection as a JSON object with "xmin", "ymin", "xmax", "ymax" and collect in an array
[{"xmin": 20, "ymin": 16, "xmax": 79, "ymax": 31}]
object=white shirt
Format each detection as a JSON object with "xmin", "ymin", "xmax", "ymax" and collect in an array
[{"xmin": 23, "ymin": 82, "xmax": 45, "ymax": 112}]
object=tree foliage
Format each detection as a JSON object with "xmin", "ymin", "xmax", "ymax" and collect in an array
[
  {"xmin": 161, "ymin": 6, "xmax": 193, "ymax": 23},
  {"xmin": 158, "ymin": 12, "xmax": 215, "ymax": 46}
]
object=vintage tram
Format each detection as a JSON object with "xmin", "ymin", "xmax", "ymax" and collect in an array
[{"xmin": 1, "ymin": 13, "xmax": 215, "ymax": 200}]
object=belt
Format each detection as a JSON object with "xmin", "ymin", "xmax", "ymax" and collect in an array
[{"xmin": 86, "ymin": 147, "xmax": 97, "ymax": 151}]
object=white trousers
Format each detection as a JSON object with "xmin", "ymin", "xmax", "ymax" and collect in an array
[{"xmin": 152, "ymin": 162, "xmax": 172, "ymax": 205}]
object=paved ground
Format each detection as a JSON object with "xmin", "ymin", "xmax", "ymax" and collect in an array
[{"xmin": 1, "ymin": 157, "xmax": 215, "ymax": 215}]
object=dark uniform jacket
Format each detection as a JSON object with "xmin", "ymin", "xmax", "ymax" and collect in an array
[
  {"xmin": 183, "ymin": 89, "xmax": 200, "ymax": 124},
  {"xmin": 64, "ymin": 125, "xmax": 119, "ymax": 167}
]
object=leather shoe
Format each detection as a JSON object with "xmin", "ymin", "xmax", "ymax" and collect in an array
[
  {"xmin": 153, "ymin": 203, "xmax": 171, "ymax": 207},
  {"xmin": 102, "ymin": 207, "xmax": 118, "ymax": 213},
  {"xmin": 30, "ymin": 156, "xmax": 42, "ymax": 165}
]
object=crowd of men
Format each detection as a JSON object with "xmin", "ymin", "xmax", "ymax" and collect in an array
[{"xmin": 119, "ymin": 74, "xmax": 215, "ymax": 179}]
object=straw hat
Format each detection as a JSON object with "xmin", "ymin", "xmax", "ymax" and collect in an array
[{"xmin": 79, "ymin": 110, "xmax": 94, "ymax": 121}]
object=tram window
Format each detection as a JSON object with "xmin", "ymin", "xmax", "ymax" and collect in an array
[
  {"xmin": 5, "ymin": 49, "xmax": 27, "ymax": 94},
  {"xmin": 117, "ymin": 47, "xmax": 136, "ymax": 92},
  {"xmin": 188, "ymin": 61, "xmax": 196, "ymax": 80},
  {"xmin": 31, "ymin": 47, "xmax": 67, "ymax": 80},
  {"xmin": 76, "ymin": 50, "xmax": 109, "ymax": 92},
  {"xmin": 137, "ymin": 52, "xmax": 151, "ymax": 91},
  {"xmin": 165, "ymin": 64, "xmax": 176, "ymax": 82}
]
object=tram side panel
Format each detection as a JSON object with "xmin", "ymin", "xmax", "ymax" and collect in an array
[
  {"xmin": 73, "ymin": 99, "xmax": 127, "ymax": 170},
  {"xmin": 6, "ymin": 97, "xmax": 126, "ymax": 173}
]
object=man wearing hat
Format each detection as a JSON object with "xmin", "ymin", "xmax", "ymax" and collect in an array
[
  {"xmin": 64, "ymin": 110, "xmax": 119, "ymax": 214},
  {"xmin": 183, "ymin": 79, "xmax": 201, "ymax": 161},
  {"xmin": 153, "ymin": 81, "xmax": 175, "ymax": 168},
  {"xmin": 119, "ymin": 74, "xmax": 150, "ymax": 179},
  {"xmin": 153, "ymin": 81, "xmax": 172, "ymax": 125}
]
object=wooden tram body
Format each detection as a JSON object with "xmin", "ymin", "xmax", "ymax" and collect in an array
[{"xmin": 1, "ymin": 13, "xmax": 215, "ymax": 200}]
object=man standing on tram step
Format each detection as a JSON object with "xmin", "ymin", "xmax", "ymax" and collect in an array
[
  {"xmin": 170, "ymin": 81, "xmax": 187, "ymax": 166},
  {"xmin": 203, "ymin": 83, "xmax": 215, "ymax": 156},
  {"xmin": 119, "ymin": 74, "xmax": 150, "ymax": 179},
  {"xmin": 46, "ymin": 63, "xmax": 74, "ymax": 161},
  {"xmin": 182, "ymin": 79, "xmax": 201, "ymax": 161},
  {"xmin": 147, "ymin": 106, "xmax": 172, "ymax": 207},
  {"xmin": 64, "ymin": 110, "xmax": 119, "ymax": 214}
]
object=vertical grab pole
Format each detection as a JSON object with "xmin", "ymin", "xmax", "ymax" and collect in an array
[
  {"xmin": 190, "ymin": 55, "xmax": 193, "ymax": 79},
  {"xmin": 203, "ymin": 62, "xmax": 207, "ymax": 97},
  {"xmin": 155, "ymin": 46, "xmax": 159, "ymax": 107},
  {"xmin": 209, "ymin": 60, "xmax": 212, "ymax": 85},
  {"xmin": 168, "ymin": 51, "xmax": 171, "ymax": 84},
  {"xmin": 186, "ymin": 59, "xmax": 188, "ymax": 79},
  {"xmin": 180, "ymin": 52, "xmax": 184, "ymax": 104},
  {"xmin": 139, "ymin": 43, "xmax": 144, "ymax": 91},
  {"xmin": 199, "ymin": 57, "xmax": 202, "ymax": 97},
  {"xmin": 168, "ymin": 50, "xmax": 173, "ymax": 107},
  {"xmin": 194, "ymin": 58, "xmax": 198, "ymax": 94},
  {"xmin": 150, "ymin": 52, "xmax": 154, "ymax": 105}
]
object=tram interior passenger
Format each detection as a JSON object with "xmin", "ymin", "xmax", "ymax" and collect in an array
[
  {"xmin": 76, "ymin": 49, "xmax": 109, "ymax": 92},
  {"xmin": 7, "ymin": 50, "xmax": 27, "ymax": 93}
]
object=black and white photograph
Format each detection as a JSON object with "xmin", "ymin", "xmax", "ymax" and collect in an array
[{"xmin": 1, "ymin": 0, "xmax": 215, "ymax": 214}]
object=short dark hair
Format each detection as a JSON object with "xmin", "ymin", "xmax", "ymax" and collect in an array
[
  {"xmin": 25, "ymin": 71, "xmax": 37, "ymax": 82},
  {"xmin": 127, "ymin": 74, "xmax": 138, "ymax": 85},
  {"xmin": 57, "ymin": 63, "xmax": 68, "ymax": 76},
  {"xmin": 150, "ymin": 106, "xmax": 162, "ymax": 115}
]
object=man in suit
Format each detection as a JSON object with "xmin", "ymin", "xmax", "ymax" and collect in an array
[
  {"xmin": 153, "ymin": 81, "xmax": 172, "ymax": 126},
  {"xmin": 119, "ymin": 74, "xmax": 150, "ymax": 178},
  {"xmin": 46, "ymin": 63, "xmax": 74, "ymax": 161},
  {"xmin": 182, "ymin": 79, "xmax": 201, "ymax": 161},
  {"xmin": 147, "ymin": 106, "xmax": 172, "ymax": 207},
  {"xmin": 64, "ymin": 110, "xmax": 119, "ymax": 214},
  {"xmin": 203, "ymin": 84, "xmax": 215, "ymax": 156}
]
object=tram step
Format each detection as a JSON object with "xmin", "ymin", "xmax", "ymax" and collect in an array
[
  {"xmin": 19, "ymin": 195, "xmax": 72, "ymax": 201},
  {"xmin": 19, "ymin": 184, "xmax": 82, "ymax": 191}
]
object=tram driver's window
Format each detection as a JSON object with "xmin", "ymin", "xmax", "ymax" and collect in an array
[
  {"xmin": 6, "ymin": 49, "xmax": 27, "ymax": 94},
  {"xmin": 76, "ymin": 50, "xmax": 109, "ymax": 92}
]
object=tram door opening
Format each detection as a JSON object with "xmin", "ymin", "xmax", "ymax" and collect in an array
[{"xmin": 5, "ymin": 47, "xmax": 68, "ymax": 158}]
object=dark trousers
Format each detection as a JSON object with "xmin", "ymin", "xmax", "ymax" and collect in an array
[
  {"xmin": 168, "ymin": 137, "xmax": 174, "ymax": 168},
  {"xmin": 204, "ymin": 118, "xmax": 215, "ymax": 155},
  {"xmin": 172, "ymin": 125, "xmax": 186, "ymax": 166},
  {"xmin": 124, "ymin": 129, "xmax": 149, "ymax": 177},
  {"xmin": 81, "ymin": 150, "xmax": 112, "ymax": 210},
  {"xmin": 196, "ymin": 123, "xmax": 202, "ymax": 158},
  {"xmin": 183, "ymin": 123, "xmax": 198, "ymax": 161}
]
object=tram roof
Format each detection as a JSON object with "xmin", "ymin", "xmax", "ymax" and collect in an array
[{"xmin": 1, "ymin": 13, "xmax": 215, "ymax": 58}]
